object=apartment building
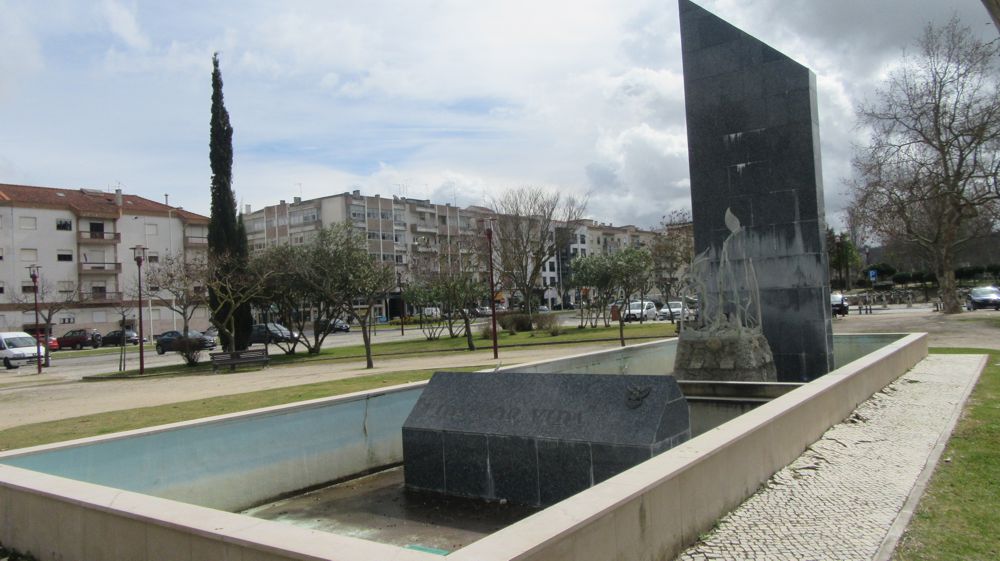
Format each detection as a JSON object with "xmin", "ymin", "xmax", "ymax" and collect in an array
[
  {"xmin": 244, "ymin": 191, "xmax": 491, "ymax": 319},
  {"xmin": 0, "ymin": 183, "xmax": 210, "ymax": 337},
  {"xmin": 541, "ymin": 220, "xmax": 661, "ymax": 308}
]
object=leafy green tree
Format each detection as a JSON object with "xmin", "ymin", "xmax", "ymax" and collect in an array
[
  {"xmin": 610, "ymin": 247, "xmax": 653, "ymax": 347},
  {"xmin": 827, "ymin": 228, "xmax": 862, "ymax": 290},
  {"xmin": 571, "ymin": 253, "xmax": 615, "ymax": 327},
  {"xmin": 207, "ymin": 52, "xmax": 252, "ymax": 350}
]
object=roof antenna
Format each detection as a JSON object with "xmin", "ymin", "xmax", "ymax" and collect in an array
[{"xmin": 164, "ymin": 193, "xmax": 169, "ymax": 206}]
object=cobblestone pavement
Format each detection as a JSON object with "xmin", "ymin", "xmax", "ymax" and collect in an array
[{"xmin": 678, "ymin": 354, "xmax": 983, "ymax": 561}]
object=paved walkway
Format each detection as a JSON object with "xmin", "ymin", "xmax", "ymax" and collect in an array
[{"xmin": 677, "ymin": 354, "xmax": 984, "ymax": 561}]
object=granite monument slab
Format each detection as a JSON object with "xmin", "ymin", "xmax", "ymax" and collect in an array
[
  {"xmin": 679, "ymin": 0, "xmax": 834, "ymax": 381},
  {"xmin": 402, "ymin": 372, "xmax": 690, "ymax": 507}
]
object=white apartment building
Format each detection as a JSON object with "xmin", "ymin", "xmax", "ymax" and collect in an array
[
  {"xmin": 0, "ymin": 183, "xmax": 210, "ymax": 337},
  {"xmin": 246, "ymin": 191, "xmax": 663, "ymax": 313},
  {"xmin": 244, "ymin": 191, "xmax": 491, "ymax": 319}
]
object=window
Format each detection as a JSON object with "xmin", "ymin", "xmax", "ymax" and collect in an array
[
  {"xmin": 579, "ymin": 234, "xmax": 586, "ymax": 245},
  {"xmin": 147, "ymin": 252, "xmax": 159, "ymax": 264},
  {"xmin": 549, "ymin": 262, "xmax": 556, "ymax": 272},
  {"xmin": 60, "ymin": 316, "xmax": 76, "ymax": 324},
  {"xmin": 20, "ymin": 248, "xmax": 37, "ymax": 262},
  {"xmin": 58, "ymin": 281, "xmax": 74, "ymax": 293},
  {"xmin": 19, "ymin": 216, "xmax": 37, "ymax": 230},
  {"xmin": 0, "ymin": 282, "xmax": 4, "ymax": 294},
  {"xmin": 22, "ymin": 283, "xmax": 36, "ymax": 294},
  {"xmin": 57, "ymin": 250, "xmax": 73, "ymax": 262},
  {"xmin": 367, "ymin": 232, "xmax": 379, "ymax": 240},
  {"xmin": 57, "ymin": 219, "xmax": 73, "ymax": 231},
  {"xmin": 0, "ymin": 247, "xmax": 3, "ymax": 261},
  {"xmin": 145, "ymin": 223, "xmax": 158, "ymax": 236}
]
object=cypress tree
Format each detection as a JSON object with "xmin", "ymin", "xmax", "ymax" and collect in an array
[{"xmin": 208, "ymin": 52, "xmax": 252, "ymax": 350}]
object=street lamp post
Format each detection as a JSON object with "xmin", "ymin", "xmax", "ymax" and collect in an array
[
  {"xmin": 27, "ymin": 265, "xmax": 42, "ymax": 374},
  {"xmin": 483, "ymin": 218, "xmax": 499, "ymax": 360},
  {"xmin": 397, "ymin": 272, "xmax": 406, "ymax": 336},
  {"xmin": 131, "ymin": 245, "xmax": 146, "ymax": 375}
]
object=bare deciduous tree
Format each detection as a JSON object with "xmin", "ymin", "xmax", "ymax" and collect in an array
[
  {"xmin": 12, "ymin": 279, "xmax": 78, "ymax": 367},
  {"xmin": 849, "ymin": 17, "xmax": 1000, "ymax": 313},
  {"xmin": 145, "ymin": 253, "xmax": 209, "ymax": 364},
  {"xmin": 489, "ymin": 186, "xmax": 586, "ymax": 313},
  {"xmin": 204, "ymin": 252, "xmax": 274, "ymax": 352},
  {"xmin": 650, "ymin": 210, "xmax": 694, "ymax": 303}
]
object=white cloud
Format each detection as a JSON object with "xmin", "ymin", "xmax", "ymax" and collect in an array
[
  {"xmin": 100, "ymin": 0, "xmax": 150, "ymax": 50},
  {"xmin": 2, "ymin": 0, "xmax": 995, "ymax": 235}
]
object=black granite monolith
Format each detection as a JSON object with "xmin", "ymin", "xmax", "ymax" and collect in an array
[
  {"xmin": 679, "ymin": 0, "xmax": 834, "ymax": 381},
  {"xmin": 402, "ymin": 372, "xmax": 690, "ymax": 507}
]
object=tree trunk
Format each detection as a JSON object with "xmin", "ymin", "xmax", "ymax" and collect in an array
[
  {"xmin": 938, "ymin": 266, "xmax": 962, "ymax": 313},
  {"xmin": 360, "ymin": 316, "xmax": 374, "ymax": 368},
  {"xmin": 463, "ymin": 315, "xmax": 476, "ymax": 351},
  {"xmin": 618, "ymin": 318, "xmax": 625, "ymax": 347}
]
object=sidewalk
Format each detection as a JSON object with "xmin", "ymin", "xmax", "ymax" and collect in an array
[{"xmin": 677, "ymin": 353, "xmax": 984, "ymax": 561}]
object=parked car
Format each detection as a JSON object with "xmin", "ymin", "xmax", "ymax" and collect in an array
[
  {"xmin": 56, "ymin": 328, "xmax": 103, "ymax": 350},
  {"xmin": 656, "ymin": 301, "xmax": 694, "ymax": 321},
  {"xmin": 622, "ymin": 301, "xmax": 657, "ymax": 322},
  {"xmin": 537, "ymin": 305, "xmax": 550, "ymax": 313},
  {"xmin": 249, "ymin": 323, "xmax": 299, "ymax": 345},
  {"xmin": 0, "ymin": 331, "xmax": 42, "ymax": 369},
  {"xmin": 831, "ymin": 293, "xmax": 849, "ymax": 317},
  {"xmin": 474, "ymin": 306, "xmax": 492, "ymax": 316},
  {"xmin": 316, "ymin": 318, "xmax": 351, "ymax": 333},
  {"xmin": 102, "ymin": 329, "xmax": 141, "ymax": 346},
  {"xmin": 23, "ymin": 327, "xmax": 59, "ymax": 351},
  {"xmin": 422, "ymin": 307, "xmax": 442, "ymax": 319},
  {"xmin": 966, "ymin": 286, "xmax": 1000, "ymax": 310},
  {"xmin": 155, "ymin": 330, "xmax": 217, "ymax": 354}
]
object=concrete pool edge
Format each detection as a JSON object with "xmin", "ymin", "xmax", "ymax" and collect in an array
[
  {"xmin": 447, "ymin": 332, "xmax": 928, "ymax": 561},
  {"xmin": 0, "ymin": 333, "xmax": 927, "ymax": 560}
]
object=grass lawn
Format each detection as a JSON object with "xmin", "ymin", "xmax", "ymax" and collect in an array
[
  {"xmin": 0, "ymin": 366, "xmax": 488, "ymax": 452},
  {"xmin": 893, "ymin": 348, "xmax": 1000, "ymax": 561},
  {"xmin": 87, "ymin": 321, "xmax": 677, "ymax": 378}
]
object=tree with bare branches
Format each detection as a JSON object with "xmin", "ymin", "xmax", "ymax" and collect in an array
[
  {"xmin": 12, "ymin": 279, "xmax": 78, "ymax": 367},
  {"xmin": 204, "ymin": 253, "xmax": 275, "ymax": 352},
  {"xmin": 145, "ymin": 253, "xmax": 209, "ymax": 364},
  {"xmin": 489, "ymin": 186, "xmax": 586, "ymax": 312},
  {"xmin": 650, "ymin": 210, "xmax": 694, "ymax": 303},
  {"xmin": 849, "ymin": 17, "xmax": 1000, "ymax": 313}
]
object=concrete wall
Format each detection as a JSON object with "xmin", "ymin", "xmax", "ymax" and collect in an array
[
  {"xmin": 504, "ymin": 334, "xmax": 903, "ymax": 377},
  {"xmin": 1, "ymin": 385, "xmax": 423, "ymax": 512},
  {"xmin": 447, "ymin": 332, "xmax": 927, "ymax": 561},
  {"xmin": 0, "ymin": 333, "xmax": 925, "ymax": 561}
]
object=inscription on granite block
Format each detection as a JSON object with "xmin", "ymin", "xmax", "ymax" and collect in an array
[
  {"xmin": 679, "ymin": 0, "xmax": 834, "ymax": 381},
  {"xmin": 402, "ymin": 372, "xmax": 690, "ymax": 507}
]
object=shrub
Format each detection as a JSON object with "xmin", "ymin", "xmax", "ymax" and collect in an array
[
  {"xmin": 479, "ymin": 324, "xmax": 494, "ymax": 340},
  {"xmin": 497, "ymin": 313, "xmax": 533, "ymax": 334},
  {"xmin": 533, "ymin": 314, "xmax": 560, "ymax": 335}
]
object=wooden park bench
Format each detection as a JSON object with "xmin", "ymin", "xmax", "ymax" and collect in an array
[{"xmin": 210, "ymin": 348, "xmax": 270, "ymax": 372}]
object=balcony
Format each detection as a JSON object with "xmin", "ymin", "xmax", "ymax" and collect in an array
[
  {"xmin": 79, "ymin": 291, "xmax": 124, "ymax": 303},
  {"xmin": 184, "ymin": 236, "xmax": 208, "ymax": 247},
  {"xmin": 78, "ymin": 231, "xmax": 121, "ymax": 244},
  {"xmin": 78, "ymin": 262, "xmax": 122, "ymax": 275},
  {"xmin": 411, "ymin": 222, "xmax": 437, "ymax": 234}
]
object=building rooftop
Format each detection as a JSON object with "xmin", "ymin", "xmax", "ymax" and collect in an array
[{"xmin": 0, "ymin": 182, "xmax": 208, "ymax": 223}]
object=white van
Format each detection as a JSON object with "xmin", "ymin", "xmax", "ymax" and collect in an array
[
  {"xmin": 422, "ymin": 307, "xmax": 442, "ymax": 319},
  {"xmin": 0, "ymin": 331, "xmax": 41, "ymax": 370}
]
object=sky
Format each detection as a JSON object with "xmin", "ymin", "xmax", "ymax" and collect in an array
[{"xmin": 1, "ymin": 1, "xmax": 996, "ymax": 231}]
